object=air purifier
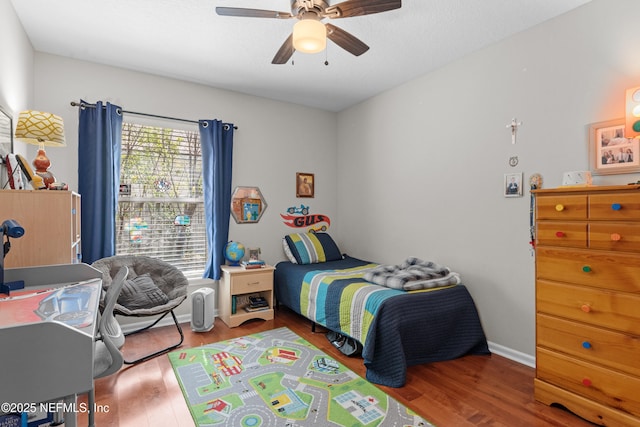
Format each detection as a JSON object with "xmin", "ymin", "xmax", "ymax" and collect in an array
[{"xmin": 191, "ymin": 287, "xmax": 215, "ymax": 332}]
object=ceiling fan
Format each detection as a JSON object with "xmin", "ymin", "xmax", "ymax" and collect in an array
[{"xmin": 216, "ymin": 0, "xmax": 402, "ymax": 64}]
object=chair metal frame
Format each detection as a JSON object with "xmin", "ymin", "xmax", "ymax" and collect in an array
[{"xmin": 121, "ymin": 309, "xmax": 184, "ymax": 364}]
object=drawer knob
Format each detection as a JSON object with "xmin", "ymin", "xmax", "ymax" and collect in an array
[
  {"xmin": 581, "ymin": 304, "xmax": 592, "ymax": 313},
  {"xmin": 611, "ymin": 203, "xmax": 622, "ymax": 211},
  {"xmin": 555, "ymin": 204, "xmax": 565, "ymax": 212},
  {"xmin": 582, "ymin": 341, "xmax": 592, "ymax": 349},
  {"xmin": 582, "ymin": 265, "xmax": 592, "ymax": 273},
  {"xmin": 610, "ymin": 233, "xmax": 621, "ymax": 241},
  {"xmin": 582, "ymin": 378, "xmax": 592, "ymax": 387},
  {"xmin": 555, "ymin": 231, "xmax": 566, "ymax": 238}
]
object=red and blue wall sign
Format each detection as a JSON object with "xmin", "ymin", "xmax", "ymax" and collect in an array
[{"xmin": 281, "ymin": 204, "xmax": 331, "ymax": 233}]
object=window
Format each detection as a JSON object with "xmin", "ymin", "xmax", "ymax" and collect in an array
[{"xmin": 116, "ymin": 122, "xmax": 206, "ymax": 279}]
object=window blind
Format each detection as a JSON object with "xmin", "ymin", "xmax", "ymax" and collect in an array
[{"xmin": 116, "ymin": 122, "xmax": 206, "ymax": 279}]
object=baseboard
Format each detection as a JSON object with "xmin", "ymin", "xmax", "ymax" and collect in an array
[{"xmin": 487, "ymin": 341, "xmax": 535, "ymax": 368}]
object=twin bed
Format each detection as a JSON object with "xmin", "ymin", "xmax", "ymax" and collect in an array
[{"xmin": 274, "ymin": 233, "xmax": 490, "ymax": 388}]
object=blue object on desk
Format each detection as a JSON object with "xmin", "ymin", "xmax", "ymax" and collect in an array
[
  {"xmin": 0, "ymin": 219, "xmax": 26, "ymax": 295},
  {"xmin": 0, "ymin": 280, "xmax": 25, "ymax": 295}
]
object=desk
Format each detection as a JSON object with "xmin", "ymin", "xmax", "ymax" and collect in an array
[{"xmin": 0, "ymin": 264, "xmax": 102, "ymax": 427}]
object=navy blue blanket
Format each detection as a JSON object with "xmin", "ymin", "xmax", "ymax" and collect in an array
[{"xmin": 275, "ymin": 256, "xmax": 490, "ymax": 387}]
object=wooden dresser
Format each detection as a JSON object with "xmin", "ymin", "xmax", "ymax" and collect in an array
[{"xmin": 533, "ymin": 185, "xmax": 640, "ymax": 427}]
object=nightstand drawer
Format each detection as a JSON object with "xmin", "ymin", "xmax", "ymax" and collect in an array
[
  {"xmin": 230, "ymin": 271, "xmax": 273, "ymax": 294},
  {"xmin": 589, "ymin": 222, "xmax": 640, "ymax": 252},
  {"xmin": 536, "ymin": 348, "xmax": 640, "ymax": 418},
  {"xmin": 536, "ymin": 195, "xmax": 587, "ymax": 220},
  {"xmin": 536, "ymin": 280, "xmax": 640, "ymax": 335},
  {"xmin": 536, "ymin": 221, "xmax": 587, "ymax": 248},
  {"xmin": 537, "ymin": 313, "xmax": 640, "ymax": 377},
  {"xmin": 536, "ymin": 247, "xmax": 640, "ymax": 292},
  {"xmin": 589, "ymin": 193, "xmax": 640, "ymax": 220}
]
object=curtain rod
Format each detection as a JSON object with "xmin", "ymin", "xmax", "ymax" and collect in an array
[{"xmin": 69, "ymin": 101, "xmax": 238, "ymax": 130}]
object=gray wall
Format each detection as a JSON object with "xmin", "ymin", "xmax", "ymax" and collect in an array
[
  {"xmin": 0, "ymin": 0, "xmax": 33, "ymax": 154},
  {"xmin": 335, "ymin": 0, "xmax": 640, "ymax": 362},
  {"xmin": 26, "ymin": 53, "xmax": 340, "ymax": 268}
]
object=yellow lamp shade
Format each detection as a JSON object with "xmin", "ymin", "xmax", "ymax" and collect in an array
[
  {"xmin": 293, "ymin": 19, "xmax": 326, "ymax": 53},
  {"xmin": 15, "ymin": 110, "xmax": 66, "ymax": 147}
]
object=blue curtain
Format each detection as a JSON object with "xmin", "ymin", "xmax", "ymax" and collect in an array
[
  {"xmin": 200, "ymin": 120, "xmax": 234, "ymax": 280},
  {"xmin": 78, "ymin": 100, "xmax": 123, "ymax": 264}
]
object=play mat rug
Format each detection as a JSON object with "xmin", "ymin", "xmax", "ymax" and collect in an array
[{"xmin": 168, "ymin": 327, "xmax": 434, "ymax": 426}]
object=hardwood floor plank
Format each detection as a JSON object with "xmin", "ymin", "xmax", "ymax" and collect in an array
[{"xmin": 77, "ymin": 306, "xmax": 595, "ymax": 426}]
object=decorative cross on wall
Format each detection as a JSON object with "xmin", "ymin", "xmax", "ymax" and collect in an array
[{"xmin": 507, "ymin": 118, "xmax": 522, "ymax": 144}]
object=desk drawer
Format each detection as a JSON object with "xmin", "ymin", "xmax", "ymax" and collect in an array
[
  {"xmin": 536, "ymin": 221, "xmax": 587, "ymax": 248},
  {"xmin": 536, "ymin": 195, "xmax": 587, "ymax": 220},
  {"xmin": 536, "ymin": 348, "xmax": 640, "ymax": 417},
  {"xmin": 537, "ymin": 313, "xmax": 640, "ymax": 377},
  {"xmin": 231, "ymin": 271, "xmax": 273, "ymax": 294},
  {"xmin": 536, "ymin": 280, "xmax": 640, "ymax": 335},
  {"xmin": 536, "ymin": 247, "xmax": 640, "ymax": 293},
  {"xmin": 589, "ymin": 193, "xmax": 640, "ymax": 220},
  {"xmin": 589, "ymin": 222, "xmax": 640, "ymax": 252}
]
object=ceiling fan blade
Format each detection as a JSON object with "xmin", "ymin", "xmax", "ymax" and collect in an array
[
  {"xmin": 272, "ymin": 34, "xmax": 295, "ymax": 64},
  {"xmin": 325, "ymin": 24, "xmax": 369, "ymax": 56},
  {"xmin": 215, "ymin": 7, "xmax": 293, "ymax": 19},
  {"xmin": 325, "ymin": 0, "xmax": 401, "ymax": 18}
]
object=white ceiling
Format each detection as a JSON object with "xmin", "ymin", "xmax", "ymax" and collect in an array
[{"xmin": 10, "ymin": 0, "xmax": 591, "ymax": 112}]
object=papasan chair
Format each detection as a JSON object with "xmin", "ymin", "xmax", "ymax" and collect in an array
[{"xmin": 92, "ymin": 255, "xmax": 188, "ymax": 364}]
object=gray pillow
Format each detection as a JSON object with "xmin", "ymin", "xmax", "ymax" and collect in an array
[{"xmin": 117, "ymin": 273, "xmax": 169, "ymax": 310}]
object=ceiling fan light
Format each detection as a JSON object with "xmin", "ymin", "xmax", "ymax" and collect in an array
[{"xmin": 293, "ymin": 19, "xmax": 326, "ymax": 53}]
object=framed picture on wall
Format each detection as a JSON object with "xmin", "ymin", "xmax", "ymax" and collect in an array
[
  {"xmin": 0, "ymin": 107, "xmax": 12, "ymax": 159},
  {"xmin": 589, "ymin": 118, "xmax": 640, "ymax": 175},
  {"xmin": 504, "ymin": 172, "xmax": 523, "ymax": 197},
  {"xmin": 296, "ymin": 172, "xmax": 314, "ymax": 198}
]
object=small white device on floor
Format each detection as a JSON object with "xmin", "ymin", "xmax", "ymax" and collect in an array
[{"xmin": 191, "ymin": 287, "xmax": 215, "ymax": 332}]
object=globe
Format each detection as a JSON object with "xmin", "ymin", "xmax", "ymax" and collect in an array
[{"xmin": 224, "ymin": 241, "xmax": 245, "ymax": 266}]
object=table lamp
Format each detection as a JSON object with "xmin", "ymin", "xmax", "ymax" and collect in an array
[{"xmin": 14, "ymin": 110, "xmax": 66, "ymax": 188}]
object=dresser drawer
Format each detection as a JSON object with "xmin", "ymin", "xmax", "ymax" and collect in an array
[
  {"xmin": 589, "ymin": 193, "xmax": 640, "ymax": 220},
  {"xmin": 536, "ymin": 221, "xmax": 587, "ymax": 248},
  {"xmin": 230, "ymin": 271, "xmax": 273, "ymax": 294},
  {"xmin": 536, "ymin": 280, "xmax": 640, "ymax": 335},
  {"xmin": 536, "ymin": 247, "xmax": 640, "ymax": 293},
  {"xmin": 589, "ymin": 222, "xmax": 640, "ymax": 252},
  {"xmin": 537, "ymin": 313, "xmax": 640, "ymax": 377},
  {"xmin": 537, "ymin": 348, "xmax": 640, "ymax": 418},
  {"xmin": 536, "ymin": 195, "xmax": 587, "ymax": 220}
]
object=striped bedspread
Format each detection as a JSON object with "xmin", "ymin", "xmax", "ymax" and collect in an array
[
  {"xmin": 300, "ymin": 264, "xmax": 405, "ymax": 345},
  {"xmin": 275, "ymin": 256, "xmax": 490, "ymax": 387}
]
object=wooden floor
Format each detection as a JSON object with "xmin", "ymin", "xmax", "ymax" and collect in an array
[{"xmin": 79, "ymin": 306, "xmax": 595, "ymax": 426}]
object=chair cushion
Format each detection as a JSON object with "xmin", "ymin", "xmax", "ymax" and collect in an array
[
  {"xmin": 117, "ymin": 273, "xmax": 169, "ymax": 310},
  {"xmin": 283, "ymin": 232, "xmax": 343, "ymax": 264},
  {"xmin": 92, "ymin": 255, "xmax": 189, "ymax": 316}
]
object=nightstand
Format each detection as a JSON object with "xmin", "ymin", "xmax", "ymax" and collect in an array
[{"xmin": 218, "ymin": 265, "xmax": 275, "ymax": 328}]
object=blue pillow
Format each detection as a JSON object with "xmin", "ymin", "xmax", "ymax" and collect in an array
[{"xmin": 283, "ymin": 232, "xmax": 342, "ymax": 264}]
